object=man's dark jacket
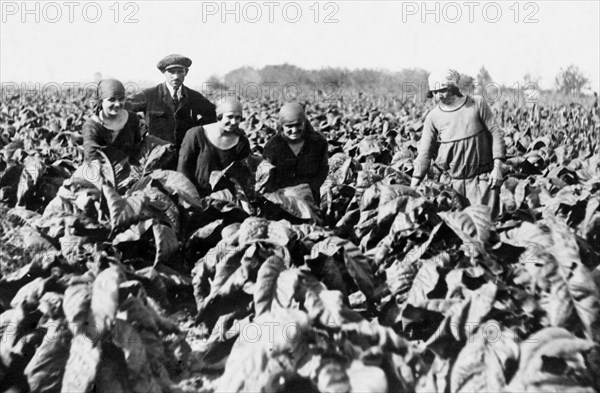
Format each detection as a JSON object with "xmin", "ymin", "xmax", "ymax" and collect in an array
[{"xmin": 127, "ymin": 83, "xmax": 216, "ymax": 147}]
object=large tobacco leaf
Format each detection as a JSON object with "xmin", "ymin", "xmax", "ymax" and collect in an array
[
  {"xmin": 61, "ymin": 334, "xmax": 102, "ymax": 393},
  {"xmin": 416, "ymin": 356, "xmax": 452, "ymax": 393},
  {"xmin": 340, "ymin": 319, "xmax": 409, "ymax": 354},
  {"xmin": 9, "ymin": 277, "xmax": 48, "ymax": 309},
  {"xmin": 316, "ymin": 361, "xmax": 352, "ymax": 393},
  {"xmin": 309, "ymin": 236, "xmax": 376, "ymax": 303},
  {"xmin": 70, "ymin": 155, "xmax": 115, "ymax": 191},
  {"xmin": 298, "ymin": 272, "xmax": 362, "ymax": 328},
  {"xmin": 263, "ymin": 184, "xmax": 322, "ymax": 223},
  {"xmin": 111, "ymin": 318, "xmax": 163, "ymax": 393},
  {"xmin": 347, "ymin": 360, "xmax": 389, "ymax": 393},
  {"xmin": 438, "ymin": 205, "xmax": 494, "ymax": 246},
  {"xmin": 89, "ymin": 266, "xmax": 124, "ymax": 341},
  {"xmin": 24, "ymin": 319, "xmax": 73, "ymax": 393},
  {"xmin": 210, "ymin": 160, "xmax": 253, "ymax": 197},
  {"xmin": 137, "ymin": 136, "xmax": 176, "ymax": 174},
  {"xmin": 112, "ymin": 218, "xmax": 154, "ymax": 244},
  {"xmin": 536, "ymin": 217, "xmax": 600, "ymax": 342},
  {"xmin": 62, "ymin": 282, "xmax": 92, "ymax": 335},
  {"xmin": 16, "ymin": 155, "xmax": 45, "ymax": 206},
  {"xmin": 254, "ymin": 159, "xmax": 276, "ymax": 193},
  {"xmin": 103, "ymin": 185, "xmax": 150, "ymax": 231},
  {"xmin": 404, "ymin": 282, "xmax": 498, "ymax": 358},
  {"xmin": 152, "ymin": 222, "xmax": 179, "ymax": 266},
  {"xmin": 305, "ymin": 252, "xmax": 348, "ymax": 296},
  {"xmin": 505, "ymin": 327, "xmax": 597, "ymax": 392},
  {"xmin": 449, "ymin": 322, "xmax": 520, "ymax": 393},
  {"xmin": 195, "ymin": 245, "xmax": 249, "ymax": 323},
  {"xmin": 143, "ymin": 186, "xmax": 181, "ymax": 235},
  {"xmin": 148, "ymin": 169, "xmax": 202, "ymax": 209},
  {"xmin": 579, "ymin": 195, "xmax": 600, "ymax": 249},
  {"xmin": 217, "ymin": 309, "xmax": 311, "ymax": 392},
  {"xmin": 254, "ymin": 256, "xmax": 298, "ymax": 316}
]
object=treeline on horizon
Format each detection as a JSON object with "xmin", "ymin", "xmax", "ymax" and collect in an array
[
  {"xmin": 202, "ymin": 63, "xmax": 595, "ymax": 106},
  {"xmin": 3, "ymin": 64, "xmax": 595, "ymax": 107},
  {"xmin": 206, "ymin": 64, "xmax": 439, "ymax": 101}
]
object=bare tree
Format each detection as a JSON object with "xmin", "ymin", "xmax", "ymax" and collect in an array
[{"xmin": 555, "ymin": 65, "xmax": 589, "ymax": 95}]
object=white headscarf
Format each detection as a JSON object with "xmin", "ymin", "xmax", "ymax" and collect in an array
[{"xmin": 428, "ymin": 69, "xmax": 461, "ymax": 91}]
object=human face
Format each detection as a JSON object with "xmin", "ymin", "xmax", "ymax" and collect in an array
[
  {"xmin": 219, "ymin": 111, "xmax": 242, "ymax": 133},
  {"xmin": 281, "ymin": 121, "xmax": 305, "ymax": 143},
  {"xmin": 101, "ymin": 96, "xmax": 125, "ymax": 118},
  {"xmin": 164, "ymin": 67, "xmax": 187, "ymax": 89},
  {"xmin": 432, "ymin": 87, "xmax": 456, "ymax": 105}
]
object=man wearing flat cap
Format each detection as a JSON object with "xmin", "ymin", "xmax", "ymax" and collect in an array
[
  {"xmin": 127, "ymin": 54, "xmax": 217, "ymax": 154},
  {"xmin": 262, "ymin": 103, "xmax": 329, "ymax": 203}
]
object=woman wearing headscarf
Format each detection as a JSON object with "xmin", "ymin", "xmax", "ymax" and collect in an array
[
  {"xmin": 262, "ymin": 103, "xmax": 329, "ymax": 203},
  {"xmin": 82, "ymin": 78, "xmax": 145, "ymax": 165},
  {"xmin": 178, "ymin": 97, "xmax": 250, "ymax": 196},
  {"xmin": 410, "ymin": 69, "xmax": 506, "ymax": 217}
]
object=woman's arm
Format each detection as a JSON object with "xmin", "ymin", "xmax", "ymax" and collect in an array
[
  {"xmin": 478, "ymin": 98, "xmax": 506, "ymax": 162},
  {"xmin": 478, "ymin": 99, "xmax": 505, "ymax": 188},
  {"xmin": 411, "ymin": 116, "xmax": 438, "ymax": 187},
  {"xmin": 82, "ymin": 120, "xmax": 103, "ymax": 162},
  {"xmin": 237, "ymin": 136, "xmax": 251, "ymax": 161},
  {"xmin": 313, "ymin": 137, "xmax": 329, "ymax": 189},
  {"xmin": 262, "ymin": 137, "xmax": 279, "ymax": 165}
]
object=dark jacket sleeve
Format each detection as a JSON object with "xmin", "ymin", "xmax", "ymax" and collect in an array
[
  {"xmin": 177, "ymin": 127, "xmax": 201, "ymax": 187},
  {"xmin": 188, "ymin": 89, "xmax": 217, "ymax": 126},
  {"xmin": 126, "ymin": 89, "xmax": 148, "ymax": 113},
  {"xmin": 200, "ymin": 98, "xmax": 217, "ymax": 125},
  {"xmin": 128, "ymin": 112, "xmax": 146, "ymax": 164}
]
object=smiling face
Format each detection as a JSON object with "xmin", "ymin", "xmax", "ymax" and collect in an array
[
  {"xmin": 281, "ymin": 121, "xmax": 305, "ymax": 143},
  {"xmin": 164, "ymin": 66, "xmax": 187, "ymax": 89},
  {"xmin": 101, "ymin": 96, "xmax": 125, "ymax": 118},
  {"xmin": 218, "ymin": 111, "xmax": 242, "ymax": 133}
]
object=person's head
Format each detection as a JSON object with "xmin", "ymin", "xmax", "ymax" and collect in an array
[
  {"xmin": 95, "ymin": 78, "xmax": 126, "ymax": 118},
  {"xmin": 216, "ymin": 97, "xmax": 243, "ymax": 133},
  {"xmin": 427, "ymin": 68, "xmax": 463, "ymax": 103},
  {"xmin": 278, "ymin": 103, "xmax": 307, "ymax": 143},
  {"xmin": 157, "ymin": 54, "xmax": 192, "ymax": 89}
]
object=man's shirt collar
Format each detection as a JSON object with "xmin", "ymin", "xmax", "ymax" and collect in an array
[{"xmin": 165, "ymin": 83, "xmax": 184, "ymax": 99}]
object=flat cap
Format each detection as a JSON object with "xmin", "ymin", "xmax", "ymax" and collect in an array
[{"xmin": 157, "ymin": 54, "xmax": 192, "ymax": 72}]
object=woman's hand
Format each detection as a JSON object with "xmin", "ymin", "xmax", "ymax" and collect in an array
[{"xmin": 489, "ymin": 160, "xmax": 503, "ymax": 189}]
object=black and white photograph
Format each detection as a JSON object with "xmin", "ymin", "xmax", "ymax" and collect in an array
[{"xmin": 1, "ymin": 1, "xmax": 599, "ymax": 392}]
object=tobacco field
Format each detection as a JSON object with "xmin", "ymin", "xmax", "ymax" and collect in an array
[{"xmin": 1, "ymin": 89, "xmax": 599, "ymax": 393}]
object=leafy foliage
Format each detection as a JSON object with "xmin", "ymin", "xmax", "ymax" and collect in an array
[{"xmin": 1, "ymin": 83, "xmax": 599, "ymax": 393}]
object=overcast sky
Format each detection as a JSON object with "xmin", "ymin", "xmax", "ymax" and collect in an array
[{"xmin": 1, "ymin": 0, "xmax": 599, "ymax": 91}]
